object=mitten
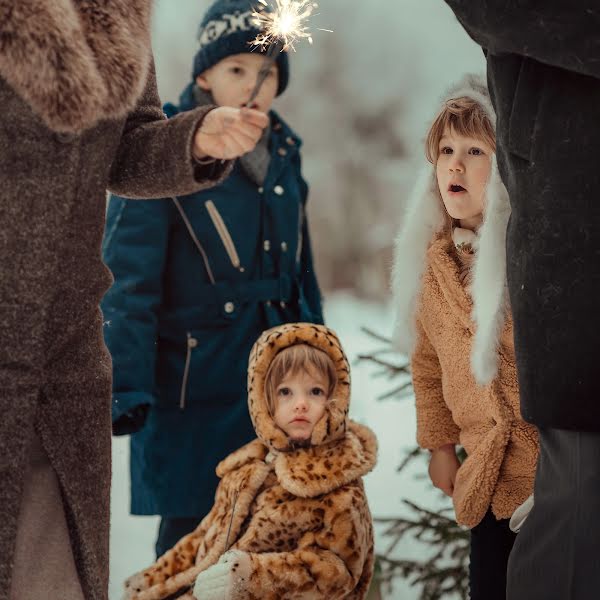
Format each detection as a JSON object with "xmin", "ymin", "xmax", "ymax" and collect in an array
[
  {"xmin": 510, "ymin": 494, "xmax": 534, "ymax": 533},
  {"xmin": 193, "ymin": 550, "xmax": 252, "ymax": 600}
]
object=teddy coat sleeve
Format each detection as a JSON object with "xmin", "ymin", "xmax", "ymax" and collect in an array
[
  {"xmin": 242, "ymin": 491, "xmax": 370, "ymax": 599},
  {"xmin": 108, "ymin": 60, "xmax": 233, "ymax": 199},
  {"xmin": 443, "ymin": 0, "xmax": 600, "ymax": 80},
  {"xmin": 412, "ymin": 317, "xmax": 460, "ymax": 450},
  {"xmin": 101, "ymin": 195, "xmax": 172, "ymax": 432}
]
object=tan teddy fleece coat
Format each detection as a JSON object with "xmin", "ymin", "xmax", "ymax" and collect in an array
[
  {"xmin": 414, "ymin": 234, "xmax": 539, "ymax": 529},
  {"xmin": 124, "ymin": 324, "xmax": 377, "ymax": 600}
]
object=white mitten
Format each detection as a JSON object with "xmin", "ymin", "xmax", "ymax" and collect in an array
[
  {"xmin": 122, "ymin": 570, "xmax": 149, "ymax": 599},
  {"xmin": 510, "ymin": 494, "xmax": 534, "ymax": 533},
  {"xmin": 193, "ymin": 550, "xmax": 251, "ymax": 600}
]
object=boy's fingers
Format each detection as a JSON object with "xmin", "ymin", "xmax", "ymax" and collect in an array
[{"xmin": 240, "ymin": 107, "xmax": 269, "ymax": 128}]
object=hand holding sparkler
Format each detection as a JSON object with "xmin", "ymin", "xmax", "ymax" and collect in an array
[{"xmin": 246, "ymin": 0, "xmax": 330, "ymax": 105}]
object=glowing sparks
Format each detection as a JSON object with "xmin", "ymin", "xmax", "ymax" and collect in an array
[{"xmin": 251, "ymin": 0, "xmax": 326, "ymax": 52}]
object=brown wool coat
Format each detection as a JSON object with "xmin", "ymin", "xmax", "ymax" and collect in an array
[
  {"xmin": 413, "ymin": 236, "xmax": 539, "ymax": 528},
  {"xmin": 123, "ymin": 324, "xmax": 378, "ymax": 600},
  {"xmin": 0, "ymin": 2, "xmax": 232, "ymax": 598}
]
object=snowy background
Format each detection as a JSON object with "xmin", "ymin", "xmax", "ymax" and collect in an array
[{"xmin": 110, "ymin": 1, "xmax": 485, "ymax": 598}]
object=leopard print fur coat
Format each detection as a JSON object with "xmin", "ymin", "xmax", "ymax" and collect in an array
[{"xmin": 123, "ymin": 323, "xmax": 378, "ymax": 600}]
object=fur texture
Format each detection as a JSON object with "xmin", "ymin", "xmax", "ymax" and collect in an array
[
  {"xmin": 123, "ymin": 323, "xmax": 377, "ymax": 600},
  {"xmin": 391, "ymin": 74, "xmax": 510, "ymax": 385},
  {"xmin": 0, "ymin": 0, "xmax": 152, "ymax": 132},
  {"xmin": 412, "ymin": 236, "xmax": 538, "ymax": 528}
]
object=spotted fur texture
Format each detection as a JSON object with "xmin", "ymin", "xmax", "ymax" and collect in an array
[
  {"xmin": 0, "ymin": 0, "xmax": 152, "ymax": 132},
  {"xmin": 123, "ymin": 324, "xmax": 377, "ymax": 600}
]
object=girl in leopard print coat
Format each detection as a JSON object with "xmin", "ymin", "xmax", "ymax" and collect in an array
[{"xmin": 123, "ymin": 323, "xmax": 378, "ymax": 600}]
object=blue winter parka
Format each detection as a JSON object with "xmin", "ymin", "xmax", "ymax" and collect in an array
[{"xmin": 101, "ymin": 84, "xmax": 324, "ymax": 518}]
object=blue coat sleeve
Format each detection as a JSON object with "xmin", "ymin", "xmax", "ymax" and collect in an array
[
  {"xmin": 101, "ymin": 195, "xmax": 172, "ymax": 432},
  {"xmin": 296, "ymin": 165, "xmax": 324, "ymax": 325}
]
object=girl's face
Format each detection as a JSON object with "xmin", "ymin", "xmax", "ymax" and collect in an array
[
  {"xmin": 435, "ymin": 126, "xmax": 493, "ymax": 230},
  {"xmin": 273, "ymin": 369, "xmax": 329, "ymax": 442},
  {"xmin": 196, "ymin": 53, "xmax": 279, "ymax": 114}
]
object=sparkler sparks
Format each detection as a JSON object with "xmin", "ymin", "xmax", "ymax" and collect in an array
[{"xmin": 251, "ymin": 0, "xmax": 329, "ymax": 52}]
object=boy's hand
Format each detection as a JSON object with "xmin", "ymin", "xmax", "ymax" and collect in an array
[
  {"xmin": 193, "ymin": 107, "xmax": 268, "ymax": 161},
  {"xmin": 428, "ymin": 444, "xmax": 460, "ymax": 497}
]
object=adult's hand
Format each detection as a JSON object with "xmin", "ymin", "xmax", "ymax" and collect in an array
[{"xmin": 193, "ymin": 107, "xmax": 269, "ymax": 161}]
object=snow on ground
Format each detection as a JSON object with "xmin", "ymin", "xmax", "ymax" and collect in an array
[{"xmin": 109, "ymin": 292, "xmax": 452, "ymax": 599}]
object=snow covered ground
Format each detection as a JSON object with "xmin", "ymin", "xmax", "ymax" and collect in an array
[{"xmin": 109, "ymin": 292, "xmax": 452, "ymax": 599}]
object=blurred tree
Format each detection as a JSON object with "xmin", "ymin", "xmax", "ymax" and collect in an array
[{"xmin": 357, "ymin": 328, "xmax": 469, "ymax": 600}]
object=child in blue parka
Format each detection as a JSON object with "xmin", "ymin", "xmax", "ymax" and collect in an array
[{"xmin": 101, "ymin": 0, "xmax": 324, "ymax": 559}]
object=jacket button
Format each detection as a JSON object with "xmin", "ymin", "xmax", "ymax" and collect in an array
[
  {"xmin": 188, "ymin": 337, "xmax": 198, "ymax": 348},
  {"xmin": 265, "ymin": 300, "xmax": 272, "ymax": 307},
  {"xmin": 263, "ymin": 240, "xmax": 271, "ymax": 251},
  {"xmin": 278, "ymin": 148, "xmax": 287, "ymax": 157},
  {"xmin": 224, "ymin": 302, "xmax": 235, "ymax": 314},
  {"xmin": 280, "ymin": 301, "xmax": 287, "ymax": 308},
  {"xmin": 286, "ymin": 136, "xmax": 295, "ymax": 146},
  {"xmin": 274, "ymin": 185, "xmax": 284, "ymax": 196},
  {"xmin": 281, "ymin": 241, "xmax": 288, "ymax": 252},
  {"xmin": 258, "ymin": 186, "xmax": 264, "ymax": 193}
]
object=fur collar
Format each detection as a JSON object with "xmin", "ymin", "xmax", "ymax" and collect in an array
[
  {"xmin": 391, "ymin": 74, "xmax": 511, "ymax": 385},
  {"xmin": 0, "ymin": 0, "xmax": 152, "ymax": 132},
  {"xmin": 247, "ymin": 323, "xmax": 352, "ymax": 452},
  {"xmin": 217, "ymin": 422, "xmax": 377, "ymax": 498}
]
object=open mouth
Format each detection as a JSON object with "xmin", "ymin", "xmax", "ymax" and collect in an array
[
  {"xmin": 448, "ymin": 184, "xmax": 467, "ymax": 193},
  {"xmin": 245, "ymin": 101, "xmax": 259, "ymax": 110}
]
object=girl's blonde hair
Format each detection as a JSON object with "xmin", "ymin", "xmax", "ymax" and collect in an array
[
  {"xmin": 265, "ymin": 344, "xmax": 337, "ymax": 415},
  {"xmin": 425, "ymin": 96, "xmax": 496, "ymax": 165}
]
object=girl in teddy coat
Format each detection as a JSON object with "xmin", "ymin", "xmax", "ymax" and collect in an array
[
  {"xmin": 122, "ymin": 323, "xmax": 377, "ymax": 600},
  {"xmin": 391, "ymin": 75, "xmax": 539, "ymax": 599}
]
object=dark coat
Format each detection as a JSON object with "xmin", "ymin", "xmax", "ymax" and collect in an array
[
  {"xmin": 101, "ymin": 87, "xmax": 324, "ymax": 518},
  {"xmin": 0, "ymin": 2, "xmax": 231, "ymax": 598},
  {"xmin": 444, "ymin": 0, "xmax": 600, "ymax": 430}
]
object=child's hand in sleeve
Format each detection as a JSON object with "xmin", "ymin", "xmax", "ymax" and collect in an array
[
  {"xmin": 428, "ymin": 444, "xmax": 461, "ymax": 497},
  {"xmin": 193, "ymin": 107, "xmax": 269, "ymax": 161},
  {"xmin": 193, "ymin": 550, "xmax": 252, "ymax": 600}
]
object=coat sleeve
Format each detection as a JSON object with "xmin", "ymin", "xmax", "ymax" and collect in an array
[
  {"xmin": 101, "ymin": 195, "xmax": 172, "ymax": 433},
  {"xmin": 107, "ymin": 60, "xmax": 233, "ymax": 199},
  {"xmin": 241, "ymin": 490, "xmax": 371, "ymax": 599},
  {"xmin": 412, "ymin": 317, "xmax": 460, "ymax": 450},
  {"xmin": 443, "ymin": 0, "xmax": 600, "ymax": 80}
]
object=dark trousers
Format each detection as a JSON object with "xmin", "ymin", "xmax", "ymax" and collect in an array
[
  {"xmin": 155, "ymin": 516, "xmax": 202, "ymax": 559},
  {"xmin": 469, "ymin": 510, "xmax": 516, "ymax": 600},
  {"xmin": 507, "ymin": 428, "xmax": 600, "ymax": 600}
]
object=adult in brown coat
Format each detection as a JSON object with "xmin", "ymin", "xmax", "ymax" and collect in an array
[
  {"xmin": 0, "ymin": 2, "xmax": 268, "ymax": 599},
  {"xmin": 121, "ymin": 323, "xmax": 377, "ymax": 600},
  {"xmin": 391, "ymin": 76, "xmax": 538, "ymax": 600}
]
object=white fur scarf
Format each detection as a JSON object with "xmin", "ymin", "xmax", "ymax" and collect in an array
[{"xmin": 391, "ymin": 155, "xmax": 510, "ymax": 385}]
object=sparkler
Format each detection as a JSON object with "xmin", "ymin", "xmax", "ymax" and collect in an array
[{"xmin": 246, "ymin": 0, "xmax": 330, "ymax": 105}]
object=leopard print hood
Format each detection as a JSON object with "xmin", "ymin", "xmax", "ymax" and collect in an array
[{"xmin": 248, "ymin": 322, "xmax": 352, "ymax": 452}]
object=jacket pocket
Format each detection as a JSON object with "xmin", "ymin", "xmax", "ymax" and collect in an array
[
  {"xmin": 179, "ymin": 332, "xmax": 197, "ymax": 410},
  {"xmin": 507, "ymin": 58, "xmax": 546, "ymax": 162},
  {"xmin": 205, "ymin": 200, "xmax": 244, "ymax": 272}
]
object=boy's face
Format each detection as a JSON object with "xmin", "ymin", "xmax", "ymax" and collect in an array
[
  {"xmin": 436, "ymin": 126, "xmax": 493, "ymax": 230},
  {"xmin": 273, "ymin": 369, "xmax": 329, "ymax": 442},
  {"xmin": 196, "ymin": 53, "xmax": 279, "ymax": 114}
]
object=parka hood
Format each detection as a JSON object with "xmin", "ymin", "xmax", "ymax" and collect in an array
[{"xmin": 391, "ymin": 74, "xmax": 511, "ymax": 385}]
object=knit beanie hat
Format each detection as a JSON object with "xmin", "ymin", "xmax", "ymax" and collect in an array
[{"xmin": 193, "ymin": 0, "xmax": 290, "ymax": 96}]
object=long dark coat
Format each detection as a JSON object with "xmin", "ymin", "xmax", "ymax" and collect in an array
[
  {"xmin": 0, "ymin": 2, "xmax": 231, "ymax": 598},
  {"xmin": 444, "ymin": 0, "xmax": 600, "ymax": 430},
  {"xmin": 101, "ymin": 83, "xmax": 324, "ymax": 519}
]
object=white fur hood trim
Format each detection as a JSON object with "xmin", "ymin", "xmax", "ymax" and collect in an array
[{"xmin": 391, "ymin": 74, "xmax": 511, "ymax": 385}]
